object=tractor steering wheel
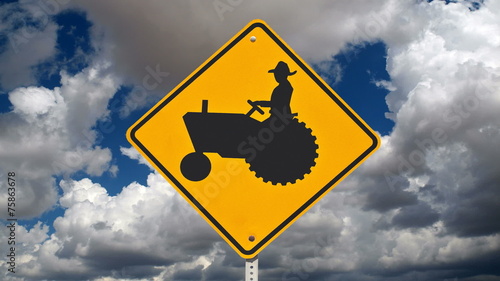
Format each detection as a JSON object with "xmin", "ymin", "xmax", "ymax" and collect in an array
[{"xmin": 247, "ymin": 100, "xmax": 265, "ymax": 115}]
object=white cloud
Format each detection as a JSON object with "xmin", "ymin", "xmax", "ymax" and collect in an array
[
  {"xmin": 6, "ymin": 173, "xmax": 498, "ymax": 280},
  {"xmin": 120, "ymin": 146, "xmax": 154, "ymax": 170},
  {"xmin": 108, "ymin": 164, "xmax": 119, "ymax": 177},
  {"xmin": 0, "ymin": 173, "xmax": 220, "ymax": 280},
  {"xmin": 0, "ymin": 60, "xmax": 121, "ymax": 217},
  {"xmin": 9, "ymin": 86, "xmax": 60, "ymax": 116},
  {"xmin": 374, "ymin": 0, "xmax": 500, "ymax": 238}
]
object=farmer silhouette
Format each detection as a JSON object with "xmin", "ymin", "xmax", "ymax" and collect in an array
[{"xmin": 255, "ymin": 61, "xmax": 297, "ymax": 117}]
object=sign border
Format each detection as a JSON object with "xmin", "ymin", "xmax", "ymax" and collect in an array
[{"xmin": 128, "ymin": 20, "xmax": 380, "ymax": 257}]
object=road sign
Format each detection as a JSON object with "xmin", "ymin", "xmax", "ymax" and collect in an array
[{"xmin": 127, "ymin": 19, "xmax": 380, "ymax": 259}]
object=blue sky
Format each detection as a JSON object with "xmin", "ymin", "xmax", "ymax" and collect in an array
[{"xmin": 1, "ymin": 1, "xmax": 500, "ymax": 280}]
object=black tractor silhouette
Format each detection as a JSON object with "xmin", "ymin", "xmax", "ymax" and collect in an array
[{"xmin": 180, "ymin": 99, "xmax": 318, "ymax": 185}]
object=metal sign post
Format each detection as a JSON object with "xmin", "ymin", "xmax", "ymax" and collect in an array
[{"xmin": 245, "ymin": 255, "xmax": 258, "ymax": 281}]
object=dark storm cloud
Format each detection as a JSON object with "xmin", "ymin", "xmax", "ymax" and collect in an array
[
  {"xmin": 114, "ymin": 265, "xmax": 165, "ymax": 280},
  {"xmin": 0, "ymin": 1, "xmax": 60, "ymax": 90},
  {"xmin": 70, "ymin": 0, "xmax": 395, "ymax": 115},
  {"xmin": 391, "ymin": 201, "xmax": 440, "ymax": 229},
  {"xmin": 367, "ymin": 246, "xmax": 500, "ymax": 281},
  {"xmin": 443, "ymin": 174, "xmax": 500, "ymax": 237},
  {"xmin": 359, "ymin": 175, "xmax": 418, "ymax": 213},
  {"xmin": 172, "ymin": 265, "xmax": 204, "ymax": 281},
  {"xmin": 84, "ymin": 243, "xmax": 175, "ymax": 270},
  {"xmin": 202, "ymin": 258, "xmax": 243, "ymax": 281}
]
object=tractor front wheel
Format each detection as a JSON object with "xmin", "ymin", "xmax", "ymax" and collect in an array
[{"xmin": 181, "ymin": 152, "xmax": 211, "ymax": 181}]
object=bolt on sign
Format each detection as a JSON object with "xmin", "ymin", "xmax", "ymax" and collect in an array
[{"xmin": 127, "ymin": 19, "xmax": 380, "ymax": 259}]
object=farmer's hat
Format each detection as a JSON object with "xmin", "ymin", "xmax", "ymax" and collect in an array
[{"xmin": 268, "ymin": 61, "xmax": 297, "ymax": 76}]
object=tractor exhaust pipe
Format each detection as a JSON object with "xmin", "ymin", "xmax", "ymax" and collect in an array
[{"xmin": 202, "ymin": 100, "xmax": 208, "ymax": 113}]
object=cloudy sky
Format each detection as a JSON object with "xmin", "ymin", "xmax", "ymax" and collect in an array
[{"xmin": 1, "ymin": 0, "xmax": 500, "ymax": 280}]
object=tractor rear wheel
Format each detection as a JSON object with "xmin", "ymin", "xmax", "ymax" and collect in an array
[{"xmin": 246, "ymin": 118, "xmax": 318, "ymax": 185}]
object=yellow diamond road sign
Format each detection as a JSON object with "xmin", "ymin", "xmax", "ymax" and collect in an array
[{"xmin": 127, "ymin": 20, "xmax": 380, "ymax": 259}]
